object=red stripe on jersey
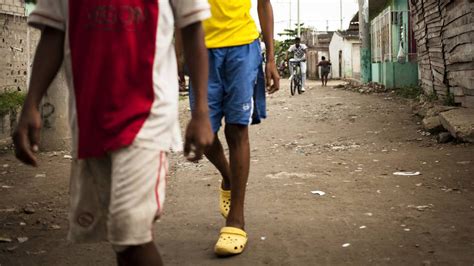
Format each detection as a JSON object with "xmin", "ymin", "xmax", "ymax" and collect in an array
[{"xmin": 69, "ymin": 0, "xmax": 159, "ymax": 158}]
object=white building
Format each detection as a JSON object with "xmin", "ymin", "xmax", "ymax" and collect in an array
[{"xmin": 329, "ymin": 30, "xmax": 361, "ymax": 80}]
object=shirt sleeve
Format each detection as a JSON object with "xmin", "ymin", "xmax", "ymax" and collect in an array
[
  {"xmin": 288, "ymin": 45, "xmax": 295, "ymax": 52},
  {"xmin": 28, "ymin": 0, "xmax": 65, "ymax": 31},
  {"xmin": 172, "ymin": 0, "xmax": 211, "ymax": 28}
]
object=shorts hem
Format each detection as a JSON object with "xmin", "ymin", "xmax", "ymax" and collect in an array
[{"xmin": 109, "ymin": 235, "xmax": 154, "ymax": 247}]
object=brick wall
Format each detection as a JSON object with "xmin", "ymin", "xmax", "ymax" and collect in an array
[
  {"xmin": 0, "ymin": 14, "xmax": 29, "ymax": 93},
  {"xmin": 0, "ymin": 4, "xmax": 41, "ymax": 142},
  {"xmin": 0, "ymin": 0, "xmax": 25, "ymax": 16}
]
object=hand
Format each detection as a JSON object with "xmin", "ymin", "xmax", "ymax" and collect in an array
[
  {"xmin": 183, "ymin": 114, "xmax": 214, "ymax": 162},
  {"xmin": 12, "ymin": 105, "xmax": 42, "ymax": 167},
  {"xmin": 265, "ymin": 60, "xmax": 280, "ymax": 94}
]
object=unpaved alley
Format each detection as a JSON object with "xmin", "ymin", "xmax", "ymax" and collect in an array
[{"xmin": 1, "ymin": 80, "xmax": 473, "ymax": 265}]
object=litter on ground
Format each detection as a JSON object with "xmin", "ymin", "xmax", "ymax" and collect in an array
[{"xmin": 393, "ymin": 171, "xmax": 421, "ymax": 176}]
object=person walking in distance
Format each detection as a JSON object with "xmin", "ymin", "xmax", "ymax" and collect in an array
[
  {"xmin": 318, "ymin": 56, "xmax": 332, "ymax": 86},
  {"xmin": 286, "ymin": 37, "xmax": 308, "ymax": 92},
  {"xmin": 13, "ymin": 1, "xmax": 213, "ymax": 265},
  {"xmin": 187, "ymin": 0, "xmax": 280, "ymax": 256}
]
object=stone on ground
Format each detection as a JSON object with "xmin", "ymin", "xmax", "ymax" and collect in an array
[
  {"xmin": 439, "ymin": 109, "xmax": 474, "ymax": 143},
  {"xmin": 422, "ymin": 116, "xmax": 444, "ymax": 133}
]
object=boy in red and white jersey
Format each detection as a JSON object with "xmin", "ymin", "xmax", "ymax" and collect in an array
[{"xmin": 13, "ymin": 0, "xmax": 213, "ymax": 265}]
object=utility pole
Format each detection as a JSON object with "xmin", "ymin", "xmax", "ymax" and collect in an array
[
  {"xmin": 358, "ymin": 0, "xmax": 372, "ymax": 83},
  {"xmin": 289, "ymin": 0, "xmax": 292, "ymax": 29},
  {"xmin": 297, "ymin": 0, "xmax": 300, "ymax": 37},
  {"xmin": 340, "ymin": 0, "xmax": 343, "ymax": 30}
]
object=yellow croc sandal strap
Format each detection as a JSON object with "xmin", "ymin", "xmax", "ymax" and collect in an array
[
  {"xmin": 219, "ymin": 189, "xmax": 231, "ymax": 218},
  {"xmin": 220, "ymin": 227, "xmax": 247, "ymax": 237}
]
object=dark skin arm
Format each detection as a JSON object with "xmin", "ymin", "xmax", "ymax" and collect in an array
[
  {"xmin": 257, "ymin": 0, "xmax": 280, "ymax": 94},
  {"xmin": 13, "ymin": 27, "xmax": 65, "ymax": 167},
  {"xmin": 175, "ymin": 28, "xmax": 186, "ymax": 84},
  {"xmin": 181, "ymin": 22, "xmax": 214, "ymax": 161}
]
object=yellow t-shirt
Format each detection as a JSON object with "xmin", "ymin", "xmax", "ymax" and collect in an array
[{"xmin": 203, "ymin": 0, "xmax": 259, "ymax": 48}]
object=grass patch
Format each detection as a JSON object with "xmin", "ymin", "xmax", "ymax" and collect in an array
[
  {"xmin": 395, "ymin": 86, "xmax": 423, "ymax": 99},
  {"xmin": 443, "ymin": 92, "xmax": 456, "ymax": 106},
  {"xmin": 0, "ymin": 91, "xmax": 26, "ymax": 116},
  {"xmin": 425, "ymin": 92, "xmax": 438, "ymax": 102}
]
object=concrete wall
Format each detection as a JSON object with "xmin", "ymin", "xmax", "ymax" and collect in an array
[
  {"xmin": 307, "ymin": 49, "xmax": 330, "ymax": 79},
  {"xmin": 329, "ymin": 33, "xmax": 361, "ymax": 79},
  {"xmin": 372, "ymin": 63, "xmax": 381, "ymax": 83},
  {"xmin": 307, "ymin": 49, "xmax": 318, "ymax": 79},
  {"xmin": 329, "ymin": 34, "xmax": 344, "ymax": 78},
  {"xmin": 370, "ymin": 0, "xmax": 419, "ymax": 89},
  {"xmin": 352, "ymin": 43, "xmax": 362, "ymax": 79},
  {"xmin": 372, "ymin": 61, "xmax": 418, "ymax": 88}
]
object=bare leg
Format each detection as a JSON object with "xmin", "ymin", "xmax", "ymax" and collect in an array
[
  {"xmin": 116, "ymin": 242, "xmax": 163, "ymax": 266},
  {"xmin": 204, "ymin": 134, "xmax": 232, "ymax": 190},
  {"xmin": 223, "ymin": 124, "xmax": 250, "ymax": 229}
]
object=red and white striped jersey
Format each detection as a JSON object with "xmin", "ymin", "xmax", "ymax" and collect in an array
[{"xmin": 28, "ymin": 0, "xmax": 210, "ymax": 159}]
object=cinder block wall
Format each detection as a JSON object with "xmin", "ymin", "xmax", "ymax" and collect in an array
[
  {"xmin": 0, "ymin": 14, "xmax": 29, "ymax": 93},
  {"xmin": 0, "ymin": 0, "xmax": 25, "ymax": 16},
  {"xmin": 0, "ymin": 4, "xmax": 40, "ymax": 142}
]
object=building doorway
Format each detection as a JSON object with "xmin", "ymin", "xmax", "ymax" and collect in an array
[{"xmin": 338, "ymin": 50, "xmax": 343, "ymax": 78}]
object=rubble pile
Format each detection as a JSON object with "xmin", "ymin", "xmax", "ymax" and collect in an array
[
  {"xmin": 413, "ymin": 98, "xmax": 474, "ymax": 143},
  {"xmin": 333, "ymin": 82, "xmax": 388, "ymax": 94}
]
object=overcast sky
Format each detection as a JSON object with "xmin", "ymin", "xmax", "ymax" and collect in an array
[{"xmin": 251, "ymin": 0, "xmax": 359, "ymax": 39}]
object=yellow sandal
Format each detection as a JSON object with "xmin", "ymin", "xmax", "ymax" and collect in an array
[
  {"xmin": 214, "ymin": 227, "xmax": 248, "ymax": 256},
  {"xmin": 219, "ymin": 188, "xmax": 231, "ymax": 218}
]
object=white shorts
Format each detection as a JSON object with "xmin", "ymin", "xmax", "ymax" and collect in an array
[{"xmin": 67, "ymin": 143, "xmax": 168, "ymax": 246}]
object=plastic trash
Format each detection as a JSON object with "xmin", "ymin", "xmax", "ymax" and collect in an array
[
  {"xmin": 311, "ymin": 191, "xmax": 326, "ymax": 196},
  {"xmin": 393, "ymin": 171, "xmax": 421, "ymax": 176},
  {"xmin": 17, "ymin": 237, "xmax": 28, "ymax": 243}
]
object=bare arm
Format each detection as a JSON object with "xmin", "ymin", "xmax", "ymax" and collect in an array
[
  {"xmin": 175, "ymin": 28, "xmax": 185, "ymax": 82},
  {"xmin": 181, "ymin": 22, "xmax": 213, "ymax": 161},
  {"xmin": 258, "ymin": 0, "xmax": 280, "ymax": 94},
  {"xmin": 13, "ymin": 27, "xmax": 65, "ymax": 166}
]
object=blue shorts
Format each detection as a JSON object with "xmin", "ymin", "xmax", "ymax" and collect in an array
[{"xmin": 190, "ymin": 40, "xmax": 263, "ymax": 133}]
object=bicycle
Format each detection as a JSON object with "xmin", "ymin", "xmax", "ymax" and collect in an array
[{"xmin": 289, "ymin": 59, "xmax": 305, "ymax": 96}]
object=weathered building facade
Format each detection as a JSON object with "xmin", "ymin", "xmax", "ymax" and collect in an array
[
  {"xmin": 329, "ymin": 13, "xmax": 362, "ymax": 80},
  {"xmin": 0, "ymin": 2, "xmax": 39, "ymax": 143},
  {"xmin": 369, "ymin": 0, "xmax": 419, "ymax": 89},
  {"xmin": 330, "ymin": 31, "xmax": 361, "ymax": 80},
  {"xmin": 410, "ymin": 0, "xmax": 474, "ymax": 107},
  {"xmin": 301, "ymin": 30, "xmax": 334, "ymax": 79},
  {"xmin": 0, "ymin": 0, "xmax": 29, "ymax": 93}
]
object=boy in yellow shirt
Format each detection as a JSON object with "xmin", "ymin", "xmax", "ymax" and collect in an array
[{"xmin": 189, "ymin": 0, "xmax": 280, "ymax": 256}]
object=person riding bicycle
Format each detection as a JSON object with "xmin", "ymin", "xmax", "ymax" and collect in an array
[{"xmin": 286, "ymin": 37, "xmax": 308, "ymax": 92}]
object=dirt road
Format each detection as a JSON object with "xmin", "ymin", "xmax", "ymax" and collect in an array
[{"xmin": 1, "ymin": 80, "xmax": 473, "ymax": 265}]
